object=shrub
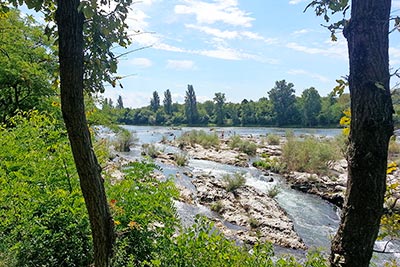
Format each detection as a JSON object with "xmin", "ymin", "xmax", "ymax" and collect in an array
[
  {"xmin": 229, "ymin": 135, "xmax": 257, "ymax": 156},
  {"xmin": 175, "ymin": 153, "xmax": 188, "ymax": 166},
  {"xmin": 178, "ymin": 130, "xmax": 220, "ymax": 149},
  {"xmin": 210, "ymin": 200, "xmax": 224, "ymax": 213},
  {"xmin": 388, "ymin": 135, "xmax": 400, "ymax": 160},
  {"xmin": 266, "ymin": 134, "xmax": 280, "ymax": 145},
  {"xmin": 223, "ymin": 172, "xmax": 246, "ymax": 192},
  {"xmin": 0, "ymin": 111, "xmax": 92, "ymax": 266},
  {"xmin": 267, "ymin": 185, "xmax": 281, "ymax": 198},
  {"xmin": 253, "ymin": 157, "xmax": 284, "ymax": 173},
  {"xmin": 114, "ymin": 128, "xmax": 137, "ymax": 152},
  {"xmin": 107, "ymin": 161, "xmax": 179, "ymax": 267},
  {"xmin": 282, "ymin": 135, "xmax": 341, "ymax": 174},
  {"xmin": 142, "ymin": 144, "xmax": 161, "ymax": 158},
  {"xmin": 248, "ymin": 217, "xmax": 261, "ymax": 229}
]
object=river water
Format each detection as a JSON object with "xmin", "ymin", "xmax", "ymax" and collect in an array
[{"xmin": 117, "ymin": 126, "xmax": 399, "ymax": 264}]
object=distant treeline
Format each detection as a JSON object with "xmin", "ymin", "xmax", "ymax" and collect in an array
[{"xmin": 100, "ymin": 80, "xmax": 400, "ymax": 128}]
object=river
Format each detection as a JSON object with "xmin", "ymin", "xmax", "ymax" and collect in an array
[{"xmin": 115, "ymin": 126, "xmax": 399, "ymax": 265}]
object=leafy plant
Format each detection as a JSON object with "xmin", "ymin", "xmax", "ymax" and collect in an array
[
  {"xmin": 114, "ymin": 128, "xmax": 137, "ymax": 152},
  {"xmin": 229, "ymin": 135, "xmax": 258, "ymax": 156},
  {"xmin": 266, "ymin": 134, "xmax": 280, "ymax": 145},
  {"xmin": 178, "ymin": 130, "xmax": 220, "ymax": 149},
  {"xmin": 282, "ymin": 135, "xmax": 341, "ymax": 174},
  {"xmin": 142, "ymin": 144, "xmax": 161, "ymax": 158},
  {"xmin": 267, "ymin": 185, "xmax": 281, "ymax": 198},
  {"xmin": 0, "ymin": 111, "xmax": 92, "ymax": 266},
  {"xmin": 223, "ymin": 172, "xmax": 246, "ymax": 192},
  {"xmin": 210, "ymin": 200, "xmax": 224, "ymax": 213},
  {"xmin": 175, "ymin": 153, "xmax": 188, "ymax": 166}
]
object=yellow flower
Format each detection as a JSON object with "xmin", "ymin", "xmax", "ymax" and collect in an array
[
  {"xmin": 128, "ymin": 221, "xmax": 139, "ymax": 229},
  {"xmin": 114, "ymin": 220, "xmax": 121, "ymax": 226},
  {"xmin": 387, "ymin": 162, "xmax": 397, "ymax": 174}
]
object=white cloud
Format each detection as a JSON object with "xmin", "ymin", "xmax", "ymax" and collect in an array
[
  {"xmin": 292, "ymin": 29, "xmax": 311, "ymax": 36},
  {"xmin": 175, "ymin": 0, "xmax": 254, "ymax": 27},
  {"xmin": 286, "ymin": 38, "xmax": 348, "ymax": 59},
  {"xmin": 289, "ymin": 0, "xmax": 306, "ymax": 5},
  {"xmin": 129, "ymin": 57, "xmax": 153, "ymax": 68},
  {"xmin": 393, "ymin": 0, "xmax": 400, "ymax": 9},
  {"xmin": 287, "ymin": 69, "xmax": 330, "ymax": 83},
  {"xmin": 166, "ymin": 59, "xmax": 196, "ymax": 70},
  {"xmin": 185, "ymin": 24, "xmax": 278, "ymax": 44},
  {"xmin": 186, "ymin": 24, "xmax": 239, "ymax": 39}
]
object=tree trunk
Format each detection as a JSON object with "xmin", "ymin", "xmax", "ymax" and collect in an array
[
  {"xmin": 56, "ymin": 1, "xmax": 115, "ymax": 266},
  {"xmin": 330, "ymin": 1, "xmax": 393, "ymax": 266}
]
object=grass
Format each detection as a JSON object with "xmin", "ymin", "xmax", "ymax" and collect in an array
[
  {"xmin": 252, "ymin": 156, "xmax": 284, "ymax": 173},
  {"xmin": 267, "ymin": 185, "xmax": 281, "ymax": 198},
  {"xmin": 175, "ymin": 153, "xmax": 188, "ymax": 166},
  {"xmin": 281, "ymin": 135, "xmax": 341, "ymax": 174},
  {"xmin": 223, "ymin": 172, "xmax": 246, "ymax": 192},
  {"xmin": 266, "ymin": 134, "xmax": 280, "ymax": 145},
  {"xmin": 142, "ymin": 144, "xmax": 161, "ymax": 158},
  {"xmin": 114, "ymin": 128, "xmax": 138, "ymax": 152},
  {"xmin": 210, "ymin": 200, "xmax": 224, "ymax": 213},
  {"xmin": 178, "ymin": 130, "xmax": 220, "ymax": 149},
  {"xmin": 228, "ymin": 135, "xmax": 257, "ymax": 156}
]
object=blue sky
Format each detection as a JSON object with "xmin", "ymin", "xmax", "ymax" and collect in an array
[{"xmin": 23, "ymin": 1, "xmax": 400, "ymax": 108}]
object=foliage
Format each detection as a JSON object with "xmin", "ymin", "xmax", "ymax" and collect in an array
[
  {"xmin": 266, "ymin": 134, "xmax": 281, "ymax": 145},
  {"xmin": 282, "ymin": 135, "xmax": 341, "ymax": 174},
  {"xmin": 229, "ymin": 135, "xmax": 258, "ymax": 156},
  {"xmin": 214, "ymin": 92, "xmax": 226, "ymax": 125},
  {"xmin": 113, "ymin": 128, "xmax": 137, "ymax": 152},
  {"xmin": 184, "ymin": 84, "xmax": 199, "ymax": 125},
  {"xmin": 268, "ymin": 80, "xmax": 299, "ymax": 126},
  {"xmin": 253, "ymin": 156, "xmax": 284, "ymax": 173},
  {"xmin": 147, "ymin": 216, "xmax": 329, "ymax": 267},
  {"xmin": 174, "ymin": 153, "xmax": 188, "ymax": 166},
  {"xmin": 301, "ymin": 87, "xmax": 322, "ymax": 127},
  {"xmin": 142, "ymin": 144, "xmax": 162, "ymax": 158},
  {"xmin": 267, "ymin": 185, "xmax": 281, "ymax": 198},
  {"xmin": 210, "ymin": 200, "xmax": 224, "ymax": 213},
  {"xmin": 100, "ymin": 84, "xmax": 352, "ymax": 128},
  {"xmin": 106, "ymin": 161, "xmax": 179, "ymax": 267},
  {"xmin": 150, "ymin": 91, "xmax": 160, "ymax": 112},
  {"xmin": 178, "ymin": 130, "xmax": 220, "ymax": 149},
  {"xmin": 163, "ymin": 89, "xmax": 173, "ymax": 115},
  {"xmin": 0, "ymin": 111, "xmax": 92, "ymax": 266},
  {"xmin": 0, "ymin": 9, "xmax": 57, "ymax": 123},
  {"xmin": 223, "ymin": 172, "xmax": 246, "ymax": 192}
]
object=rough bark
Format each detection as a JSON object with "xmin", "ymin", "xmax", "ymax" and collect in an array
[
  {"xmin": 330, "ymin": 1, "xmax": 393, "ymax": 266},
  {"xmin": 56, "ymin": 1, "xmax": 115, "ymax": 266}
]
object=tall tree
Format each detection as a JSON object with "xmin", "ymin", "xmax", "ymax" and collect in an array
[
  {"xmin": 116, "ymin": 95, "xmax": 124, "ymax": 109},
  {"xmin": 268, "ymin": 80, "xmax": 298, "ymax": 126},
  {"xmin": 301, "ymin": 87, "xmax": 321, "ymax": 126},
  {"xmin": 150, "ymin": 91, "xmax": 160, "ymax": 112},
  {"xmin": 308, "ymin": 1, "xmax": 393, "ymax": 266},
  {"xmin": 184, "ymin": 84, "xmax": 199, "ymax": 124},
  {"xmin": 56, "ymin": 1, "xmax": 114, "ymax": 266},
  {"xmin": 3, "ymin": 0, "xmax": 135, "ymax": 265},
  {"xmin": 163, "ymin": 89, "xmax": 172, "ymax": 115},
  {"xmin": 213, "ymin": 92, "xmax": 226, "ymax": 126},
  {"xmin": 0, "ymin": 10, "xmax": 56, "ymax": 123}
]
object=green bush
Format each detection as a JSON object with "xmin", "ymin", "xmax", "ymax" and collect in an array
[
  {"xmin": 210, "ymin": 200, "xmax": 224, "ymax": 213},
  {"xmin": 114, "ymin": 128, "xmax": 137, "ymax": 152},
  {"xmin": 223, "ymin": 172, "xmax": 246, "ymax": 192},
  {"xmin": 142, "ymin": 144, "xmax": 161, "ymax": 158},
  {"xmin": 106, "ymin": 161, "xmax": 179, "ymax": 267},
  {"xmin": 253, "ymin": 156, "xmax": 284, "ymax": 173},
  {"xmin": 178, "ymin": 130, "xmax": 220, "ymax": 149},
  {"xmin": 0, "ymin": 111, "xmax": 92, "ymax": 266},
  {"xmin": 175, "ymin": 153, "xmax": 188, "ymax": 166},
  {"xmin": 267, "ymin": 185, "xmax": 281, "ymax": 198},
  {"xmin": 266, "ymin": 134, "xmax": 280, "ymax": 145},
  {"xmin": 229, "ymin": 135, "xmax": 257, "ymax": 156},
  {"xmin": 281, "ymin": 135, "xmax": 341, "ymax": 174}
]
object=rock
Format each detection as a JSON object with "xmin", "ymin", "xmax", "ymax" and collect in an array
[{"xmin": 192, "ymin": 174, "xmax": 306, "ymax": 250}]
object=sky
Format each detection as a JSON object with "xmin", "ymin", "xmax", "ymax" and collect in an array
[{"xmin": 23, "ymin": 1, "xmax": 400, "ymax": 108}]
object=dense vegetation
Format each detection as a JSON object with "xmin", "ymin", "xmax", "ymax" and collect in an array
[{"xmin": 103, "ymin": 82, "xmax": 353, "ymax": 127}]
